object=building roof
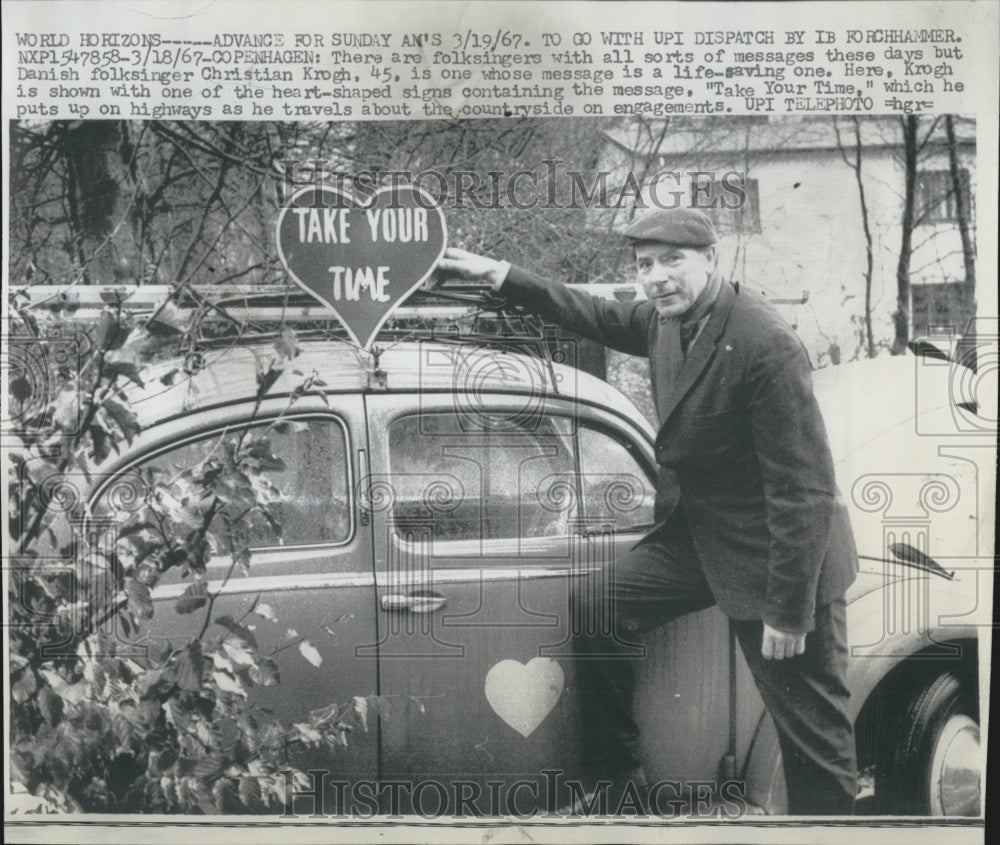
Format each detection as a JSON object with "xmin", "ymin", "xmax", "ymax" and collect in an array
[{"xmin": 602, "ymin": 114, "xmax": 977, "ymax": 159}]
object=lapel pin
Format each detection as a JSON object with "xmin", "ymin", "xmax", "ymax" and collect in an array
[{"xmin": 725, "ymin": 344, "xmax": 733, "ymax": 351}]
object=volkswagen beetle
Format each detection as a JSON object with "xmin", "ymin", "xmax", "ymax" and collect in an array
[{"xmin": 40, "ymin": 308, "xmax": 987, "ymax": 819}]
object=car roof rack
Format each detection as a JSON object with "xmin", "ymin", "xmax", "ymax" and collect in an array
[
  {"xmin": 11, "ymin": 279, "xmax": 812, "ymax": 395},
  {"xmin": 10, "ymin": 278, "xmax": 810, "ymax": 349},
  {"xmin": 8, "ymin": 280, "xmax": 571, "ymax": 343},
  {"xmin": 8, "ymin": 281, "xmax": 583, "ymax": 391}
]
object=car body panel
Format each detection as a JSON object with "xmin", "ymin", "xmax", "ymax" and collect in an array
[
  {"xmin": 78, "ymin": 339, "xmax": 986, "ymax": 812},
  {"xmin": 91, "ymin": 394, "xmax": 382, "ymax": 780}
]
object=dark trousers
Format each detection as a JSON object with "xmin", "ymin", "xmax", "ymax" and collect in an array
[{"xmin": 572, "ymin": 520, "xmax": 857, "ymax": 815}]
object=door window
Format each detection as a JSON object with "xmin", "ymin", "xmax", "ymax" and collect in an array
[
  {"xmin": 387, "ymin": 412, "xmax": 577, "ymax": 541},
  {"xmin": 94, "ymin": 415, "xmax": 351, "ymax": 549}
]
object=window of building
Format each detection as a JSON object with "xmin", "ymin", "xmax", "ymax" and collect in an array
[
  {"xmin": 910, "ymin": 282, "xmax": 972, "ymax": 338},
  {"xmin": 917, "ymin": 169, "xmax": 973, "ymax": 224}
]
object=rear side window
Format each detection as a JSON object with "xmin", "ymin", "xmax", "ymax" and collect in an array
[
  {"xmin": 387, "ymin": 412, "xmax": 656, "ymax": 542},
  {"xmin": 577, "ymin": 426, "xmax": 656, "ymax": 531},
  {"xmin": 95, "ymin": 416, "xmax": 350, "ymax": 548}
]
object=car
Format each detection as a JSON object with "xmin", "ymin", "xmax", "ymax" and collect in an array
[{"xmin": 28, "ymin": 299, "xmax": 987, "ymax": 819}]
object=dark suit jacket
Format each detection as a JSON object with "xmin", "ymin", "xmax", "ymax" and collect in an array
[{"xmin": 502, "ymin": 266, "xmax": 858, "ymax": 633}]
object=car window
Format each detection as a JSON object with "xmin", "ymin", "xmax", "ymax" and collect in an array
[
  {"xmin": 388, "ymin": 412, "xmax": 577, "ymax": 541},
  {"xmin": 95, "ymin": 416, "xmax": 350, "ymax": 549},
  {"xmin": 578, "ymin": 426, "xmax": 656, "ymax": 531}
]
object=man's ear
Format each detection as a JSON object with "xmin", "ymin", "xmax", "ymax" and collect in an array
[{"xmin": 704, "ymin": 244, "xmax": 718, "ymax": 267}]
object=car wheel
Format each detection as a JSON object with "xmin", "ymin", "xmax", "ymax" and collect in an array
[{"xmin": 876, "ymin": 670, "xmax": 980, "ymax": 815}]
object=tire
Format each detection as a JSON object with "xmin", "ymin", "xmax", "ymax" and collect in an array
[{"xmin": 875, "ymin": 670, "xmax": 980, "ymax": 815}]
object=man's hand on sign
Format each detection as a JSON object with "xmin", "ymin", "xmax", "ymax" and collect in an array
[
  {"xmin": 761, "ymin": 623, "xmax": 807, "ymax": 660},
  {"xmin": 433, "ymin": 247, "xmax": 508, "ymax": 289}
]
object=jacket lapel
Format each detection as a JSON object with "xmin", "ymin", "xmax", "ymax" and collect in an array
[{"xmin": 655, "ymin": 281, "xmax": 736, "ymax": 430}]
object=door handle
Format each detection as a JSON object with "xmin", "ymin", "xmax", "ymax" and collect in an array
[{"xmin": 381, "ymin": 591, "xmax": 447, "ymax": 613}]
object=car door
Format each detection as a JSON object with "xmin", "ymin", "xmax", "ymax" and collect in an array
[
  {"xmin": 365, "ymin": 389, "xmax": 661, "ymax": 813},
  {"xmin": 91, "ymin": 396, "xmax": 380, "ymax": 786}
]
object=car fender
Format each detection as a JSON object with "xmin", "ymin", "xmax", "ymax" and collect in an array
[{"xmin": 741, "ymin": 573, "xmax": 980, "ymax": 815}]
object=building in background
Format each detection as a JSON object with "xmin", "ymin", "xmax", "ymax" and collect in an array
[{"xmin": 597, "ymin": 115, "xmax": 977, "ymax": 367}]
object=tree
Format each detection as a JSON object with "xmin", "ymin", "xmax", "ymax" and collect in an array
[
  {"xmin": 833, "ymin": 116, "xmax": 876, "ymax": 359},
  {"xmin": 7, "ymin": 229, "xmax": 388, "ymax": 814},
  {"xmin": 10, "ymin": 121, "xmax": 286, "ymax": 289},
  {"xmin": 945, "ymin": 114, "xmax": 976, "ymax": 327},
  {"xmin": 892, "ymin": 115, "xmax": 919, "ymax": 355}
]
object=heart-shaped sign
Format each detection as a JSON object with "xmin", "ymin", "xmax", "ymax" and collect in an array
[
  {"xmin": 276, "ymin": 184, "xmax": 447, "ymax": 349},
  {"xmin": 484, "ymin": 657, "xmax": 565, "ymax": 738}
]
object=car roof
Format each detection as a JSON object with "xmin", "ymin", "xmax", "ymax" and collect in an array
[{"xmin": 127, "ymin": 339, "xmax": 655, "ymax": 437}]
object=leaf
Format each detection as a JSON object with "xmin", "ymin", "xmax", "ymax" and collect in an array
[
  {"xmin": 298, "ymin": 640, "xmax": 322, "ymax": 668},
  {"xmin": 175, "ymin": 581, "xmax": 208, "ymax": 615},
  {"xmin": 248, "ymin": 658, "xmax": 280, "ymax": 688},
  {"xmin": 209, "ymin": 651, "xmax": 234, "ymax": 673},
  {"xmin": 105, "ymin": 359, "xmax": 146, "ymax": 388},
  {"xmin": 162, "ymin": 546, "xmax": 190, "ymax": 569},
  {"xmin": 38, "ymin": 686, "xmax": 64, "ymax": 725},
  {"xmin": 253, "ymin": 602, "xmax": 278, "ymax": 623},
  {"xmin": 89, "ymin": 421, "xmax": 111, "ymax": 463},
  {"xmin": 193, "ymin": 752, "xmax": 225, "ymax": 779},
  {"xmin": 214, "ymin": 615, "xmax": 258, "ymax": 650},
  {"xmin": 174, "ymin": 643, "xmax": 204, "ymax": 692},
  {"xmin": 238, "ymin": 776, "xmax": 263, "ymax": 811},
  {"xmin": 56, "ymin": 680, "xmax": 91, "ymax": 706},
  {"xmin": 255, "ymin": 366, "xmax": 283, "ymax": 400},
  {"xmin": 11, "ymin": 666, "xmax": 38, "ymax": 704},
  {"xmin": 117, "ymin": 519, "xmax": 154, "ymax": 540},
  {"xmin": 127, "ymin": 579, "xmax": 154, "ymax": 620},
  {"xmin": 157, "ymin": 745, "xmax": 178, "ymax": 773},
  {"xmin": 93, "ymin": 310, "xmax": 118, "ymax": 350},
  {"xmin": 51, "ymin": 721, "xmax": 85, "ymax": 764},
  {"xmin": 51, "ymin": 387, "xmax": 81, "ymax": 431},
  {"xmin": 371, "ymin": 695, "xmax": 394, "ymax": 719},
  {"xmin": 222, "ymin": 638, "xmax": 256, "ymax": 667},
  {"xmin": 234, "ymin": 547, "xmax": 251, "ymax": 577},
  {"xmin": 146, "ymin": 315, "xmax": 185, "ymax": 338},
  {"xmin": 352, "ymin": 696, "xmax": 369, "ymax": 733},
  {"xmin": 212, "ymin": 777, "xmax": 241, "ymax": 813},
  {"xmin": 112, "ymin": 711, "xmax": 135, "ymax": 749},
  {"xmin": 136, "ymin": 667, "xmax": 174, "ymax": 701},
  {"xmin": 196, "ymin": 719, "xmax": 222, "ymax": 749},
  {"xmin": 293, "ymin": 723, "xmax": 323, "ymax": 746},
  {"xmin": 212, "ymin": 671, "xmax": 247, "ymax": 698},
  {"xmin": 102, "ymin": 398, "xmax": 142, "ymax": 442},
  {"xmin": 273, "ymin": 326, "xmax": 301, "ymax": 361},
  {"xmin": 83, "ymin": 659, "xmax": 108, "ymax": 696}
]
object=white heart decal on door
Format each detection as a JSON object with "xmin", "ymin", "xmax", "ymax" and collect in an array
[{"xmin": 484, "ymin": 658, "xmax": 565, "ymax": 738}]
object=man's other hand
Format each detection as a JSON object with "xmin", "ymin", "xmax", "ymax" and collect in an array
[
  {"xmin": 434, "ymin": 247, "xmax": 507, "ymax": 288},
  {"xmin": 761, "ymin": 623, "xmax": 806, "ymax": 660}
]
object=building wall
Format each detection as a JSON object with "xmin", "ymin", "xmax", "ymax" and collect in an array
[{"xmin": 598, "ymin": 135, "xmax": 974, "ymax": 368}]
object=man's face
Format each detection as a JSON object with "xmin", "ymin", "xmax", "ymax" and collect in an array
[{"xmin": 635, "ymin": 241, "xmax": 717, "ymax": 318}]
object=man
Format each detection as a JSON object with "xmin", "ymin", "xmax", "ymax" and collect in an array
[{"xmin": 435, "ymin": 208, "xmax": 859, "ymax": 815}]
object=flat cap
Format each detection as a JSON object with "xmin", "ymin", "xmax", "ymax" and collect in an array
[{"xmin": 623, "ymin": 207, "xmax": 718, "ymax": 247}]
